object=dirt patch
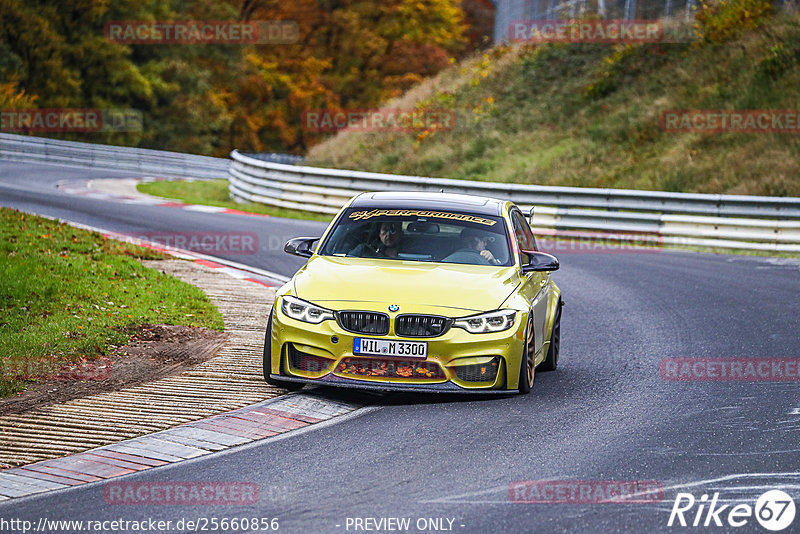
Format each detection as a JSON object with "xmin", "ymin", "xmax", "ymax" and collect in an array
[{"xmin": 0, "ymin": 324, "xmax": 227, "ymax": 415}]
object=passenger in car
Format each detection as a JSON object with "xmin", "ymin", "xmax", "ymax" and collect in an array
[
  {"xmin": 348, "ymin": 221, "xmax": 403, "ymax": 258},
  {"xmin": 443, "ymin": 227, "xmax": 501, "ymax": 265}
]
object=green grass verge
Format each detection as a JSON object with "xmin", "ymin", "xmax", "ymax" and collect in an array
[
  {"xmin": 0, "ymin": 208, "xmax": 224, "ymax": 398},
  {"xmin": 137, "ymin": 179, "xmax": 333, "ymax": 222}
]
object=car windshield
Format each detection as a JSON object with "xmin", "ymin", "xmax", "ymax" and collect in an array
[{"xmin": 319, "ymin": 208, "xmax": 513, "ymax": 266}]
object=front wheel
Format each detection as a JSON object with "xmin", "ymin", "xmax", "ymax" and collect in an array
[
  {"xmin": 518, "ymin": 317, "xmax": 535, "ymax": 394},
  {"xmin": 538, "ymin": 300, "xmax": 561, "ymax": 372},
  {"xmin": 263, "ymin": 310, "xmax": 304, "ymax": 391}
]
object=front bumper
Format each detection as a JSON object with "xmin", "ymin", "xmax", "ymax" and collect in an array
[{"xmin": 270, "ymin": 308, "xmax": 527, "ymax": 392}]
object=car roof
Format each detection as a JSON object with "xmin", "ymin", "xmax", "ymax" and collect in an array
[{"xmin": 350, "ymin": 191, "xmax": 508, "ymax": 216}]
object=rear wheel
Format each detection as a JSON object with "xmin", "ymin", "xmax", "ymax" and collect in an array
[
  {"xmin": 263, "ymin": 310, "xmax": 304, "ymax": 391},
  {"xmin": 538, "ymin": 300, "xmax": 561, "ymax": 372},
  {"xmin": 517, "ymin": 317, "xmax": 535, "ymax": 394}
]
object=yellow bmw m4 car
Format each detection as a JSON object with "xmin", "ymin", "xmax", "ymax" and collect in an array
[{"xmin": 264, "ymin": 192, "xmax": 562, "ymax": 394}]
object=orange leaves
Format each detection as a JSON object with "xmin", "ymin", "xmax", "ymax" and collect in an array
[
  {"xmin": 397, "ymin": 365, "xmax": 414, "ymax": 377},
  {"xmin": 0, "ymin": 81, "xmax": 38, "ymax": 109},
  {"xmin": 694, "ymin": 0, "xmax": 773, "ymax": 43}
]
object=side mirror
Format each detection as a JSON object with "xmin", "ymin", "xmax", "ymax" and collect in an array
[
  {"xmin": 284, "ymin": 237, "xmax": 319, "ymax": 258},
  {"xmin": 521, "ymin": 251, "xmax": 559, "ymax": 273},
  {"xmin": 528, "ymin": 206, "xmax": 535, "ymax": 225}
]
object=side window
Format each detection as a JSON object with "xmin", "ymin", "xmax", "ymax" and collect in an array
[
  {"xmin": 517, "ymin": 210, "xmax": 538, "ymax": 251},
  {"xmin": 510, "ymin": 210, "xmax": 533, "ymax": 265}
]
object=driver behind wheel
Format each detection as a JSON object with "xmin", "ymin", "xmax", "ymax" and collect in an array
[{"xmin": 348, "ymin": 221, "xmax": 403, "ymax": 258}]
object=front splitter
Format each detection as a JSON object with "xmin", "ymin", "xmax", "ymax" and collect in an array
[{"xmin": 271, "ymin": 374, "xmax": 512, "ymax": 395}]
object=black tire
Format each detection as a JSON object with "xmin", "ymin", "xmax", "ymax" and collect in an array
[
  {"xmin": 263, "ymin": 311, "xmax": 304, "ymax": 391},
  {"xmin": 538, "ymin": 300, "xmax": 561, "ymax": 372},
  {"xmin": 518, "ymin": 317, "xmax": 535, "ymax": 394}
]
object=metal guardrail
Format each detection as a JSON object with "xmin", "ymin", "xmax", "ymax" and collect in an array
[
  {"xmin": 243, "ymin": 152, "xmax": 304, "ymax": 166},
  {"xmin": 229, "ymin": 150, "xmax": 800, "ymax": 253},
  {"xmin": 1, "ymin": 134, "xmax": 795, "ymax": 253},
  {"xmin": 0, "ymin": 133, "xmax": 231, "ymax": 179}
]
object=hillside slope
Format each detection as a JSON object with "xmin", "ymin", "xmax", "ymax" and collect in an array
[{"xmin": 306, "ymin": 7, "xmax": 800, "ymax": 196}]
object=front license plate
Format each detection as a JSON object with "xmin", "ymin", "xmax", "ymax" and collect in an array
[{"xmin": 353, "ymin": 338, "xmax": 427, "ymax": 359}]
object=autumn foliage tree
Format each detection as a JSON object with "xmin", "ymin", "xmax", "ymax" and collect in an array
[
  {"xmin": 0, "ymin": 0, "xmax": 470, "ymax": 155},
  {"xmin": 224, "ymin": 0, "xmax": 467, "ymax": 152}
]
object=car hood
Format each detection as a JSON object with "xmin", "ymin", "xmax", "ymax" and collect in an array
[{"xmin": 292, "ymin": 256, "xmax": 520, "ymax": 314}]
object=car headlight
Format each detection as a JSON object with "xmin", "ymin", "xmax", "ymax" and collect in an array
[
  {"xmin": 453, "ymin": 310, "xmax": 516, "ymax": 334},
  {"xmin": 281, "ymin": 296, "xmax": 334, "ymax": 324}
]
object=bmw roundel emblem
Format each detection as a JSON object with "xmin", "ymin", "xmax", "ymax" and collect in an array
[{"xmin": 388, "ymin": 304, "xmax": 400, "ymax": 312}]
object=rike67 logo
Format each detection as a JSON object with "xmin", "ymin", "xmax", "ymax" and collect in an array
[{"xmin": 668, "ymin": 490, "xmax": 796, "ymax": 531}]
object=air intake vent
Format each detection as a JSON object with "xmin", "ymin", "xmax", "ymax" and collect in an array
[
  {"xmin": 395, "ymin": 315, "xmax": 451, "ymax": 338},
  {"xmin": 287, "ymin": 345, "xmax": 332, "ymax": 374},
  {"xmin": 337, "ymin": 311, "xmax": 390, "ymax": 335},
  {"xmin": 453, "ymin": 357, "xmax": 500, "ymax": 382},
  {"xmin": 336, "ymin": 357, "xmax": 445, "ymax": 380}
]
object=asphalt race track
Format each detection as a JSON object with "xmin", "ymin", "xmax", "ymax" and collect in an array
[
  {"xmin": 0, "ymin": 162, "xmax": 317, "ymax": 278},
  {"xmin": 2, "ymin": 161, "xmax": 799, "ymax": 533}
]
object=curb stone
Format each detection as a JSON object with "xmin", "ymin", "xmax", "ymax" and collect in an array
[{"xmin": 0, "ymin": 393, "xmax": 361, "ymax": 500}]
